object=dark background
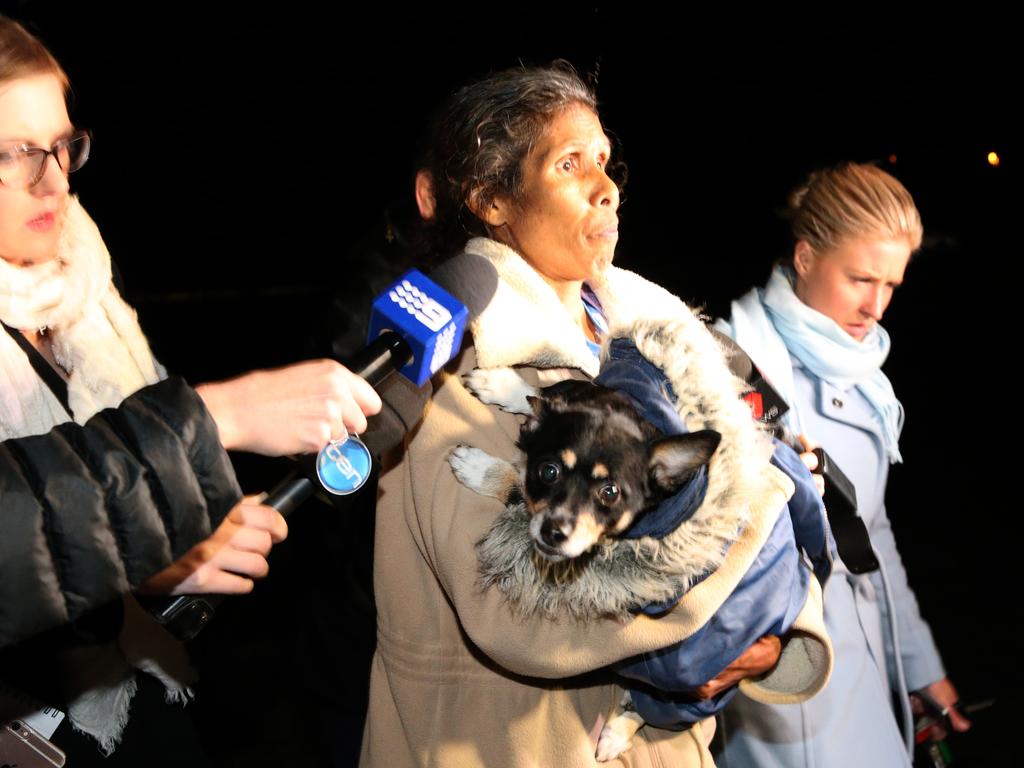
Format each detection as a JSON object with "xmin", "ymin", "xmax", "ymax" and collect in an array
[{"xmin": 4, "ymin": 3, "xmax": 1018, "ymax": 765}]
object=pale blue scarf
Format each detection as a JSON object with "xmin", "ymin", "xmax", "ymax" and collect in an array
[{"xmin": 718, "ymin": 265, "xmax": 904, "ymax": 463}]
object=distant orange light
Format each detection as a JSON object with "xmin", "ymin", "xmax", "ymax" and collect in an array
[
  {"xmin": 987, "ymin": 151, "xmax": 1000, "ymax": 167},
  {"xmin": 888, "ymin": 154, "xmax": 897, "ymax": 164}
]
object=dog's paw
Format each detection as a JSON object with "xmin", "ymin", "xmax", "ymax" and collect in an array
[
  {"xmin": 463, "ymin": 367, "xmax": 536, "ymax": 415},
  {"xmin": 448, "ymin": 445, "xmax": 500, "ymax": 493},
  {"xmin": 595, "ymin": 727, "xmax": 632, "ymax": 762},
  {"xmin": 595, "ymin": 711, "xmax": 643, "ymax": 762},
  {"xmin": 449, "ymin": 445, "xmax": 521, "ymax": 502}
]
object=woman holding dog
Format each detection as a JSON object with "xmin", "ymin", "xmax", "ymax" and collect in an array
[
  {"xmin": 715, "ymin": 163, "xmax": 969, "ymax": 767},
  {"xmin": 364, "ymin": 64, "xmax": 833, "ymax": 768}
]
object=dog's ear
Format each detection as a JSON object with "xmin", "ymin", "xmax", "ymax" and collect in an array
[
  {"xmin": 522, "ymin": 395, "xmax": 549, "ymax": 433},
  {"xmin": 648, "ymin": 430, "xmax": 721, "ymax": 494}
]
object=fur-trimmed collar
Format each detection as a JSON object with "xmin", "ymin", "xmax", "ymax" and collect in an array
[
  {"xmin": 455, "ymin": 238, "xmax": 790, "ymax": 620},
  {"xmin": 463, "ymin": 237, "xmax": 601, "ymax": 377}
]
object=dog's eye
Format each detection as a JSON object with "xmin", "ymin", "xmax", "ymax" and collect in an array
[
  {"xmin": 537, "ymin": 462, "xmax": 561, "ymax": 484},
  {"xmin": 598, "ymin": 484, "xmax": 620, "ymax": 505}
]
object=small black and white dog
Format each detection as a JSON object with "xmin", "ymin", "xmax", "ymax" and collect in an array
[
  {"xmin": 450, "ymin": 367, "xmax": 720, "ymax": 564},
  {"xmin": 448, "ymin": 367, "xmax": 721, "ymax": 761}
]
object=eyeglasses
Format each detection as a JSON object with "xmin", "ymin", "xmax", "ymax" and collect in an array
[{"xmin": 0, "ymin": 130, "xmax": 91, "ymax": 190}]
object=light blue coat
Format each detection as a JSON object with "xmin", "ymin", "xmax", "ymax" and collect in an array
[{"xmin": 714, "ymin": 346, "xmax": 946, "ymax": 768}]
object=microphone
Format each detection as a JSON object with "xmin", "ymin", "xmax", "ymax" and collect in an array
[
  {"xmin": 144, "ymin": 270, "xmax": 468, "ymax": 640},
  {"xmin": 366, "ymin": 270, "xmax": 468, "ymax": 386},
  {"xmin": 314, "ymin": 271, "xmax": 466, "ymax": 497}
]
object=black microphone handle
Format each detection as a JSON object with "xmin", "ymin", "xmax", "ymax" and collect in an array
[
  {"xmin": 263, "ymin": 471, "xmax": 315, "ymax": 518},
  {"xmin": 346, "ymin": 330, "xmax": 412, "ymax": 387}
]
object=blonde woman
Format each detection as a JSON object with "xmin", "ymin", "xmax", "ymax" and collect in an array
[{"xmin": 716, "ymin": 163, "xmax": 969, "ymax": 768}]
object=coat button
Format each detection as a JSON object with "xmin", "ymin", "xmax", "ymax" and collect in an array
[{"xmin": 832, "ymin": 397, "xmax": 844, "ymax": 408}]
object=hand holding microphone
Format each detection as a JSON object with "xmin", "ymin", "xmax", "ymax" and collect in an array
[
  {"xmin": 138, "ymin": 497, "xmax": 289, "ymax": 596},
  {"xmin": 196, "ymin": 360, "xmax": 383, "ymax": 457},
  {"xmin": 143, "ymin": 270, "xmax": 469, "ymax": 638},
  {"xmin": 145, "ymin": 361, "xmax": 384, "ymax": 602}
]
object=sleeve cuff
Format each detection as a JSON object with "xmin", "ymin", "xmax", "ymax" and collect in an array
[{"xmin": 739, "ymin": 575, "xmax": 833, "ymax": 705}]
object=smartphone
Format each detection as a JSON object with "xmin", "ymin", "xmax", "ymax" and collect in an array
[{"xmin": 0, "ymin": 719, "xmax": 65, "ymax": 768}]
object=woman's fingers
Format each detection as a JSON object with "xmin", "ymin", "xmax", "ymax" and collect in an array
[
  {"xmin": 798, "ymin": 449, "xmax": 825, "ymax": 496},
  {"xmin": 325, "ymin": 367, "xmax": 383, "ymax": 438},
  {"xmin": 232, "ymin": 502, "xmax": 288, "ymax": 543},
  {"xmin": 800, "ymin": 450, "xmax": 818, "ymax": 473},
  {"xmin": 918, "ymin": 677, "xmax": 972, "ymax": 733},
  {"xmin": 797, "ymin": 433, "xmax": 819, "ymax": 453},
  {"xmin": 344, "ymin": 367, "xmax": 383, "ymax": 422},
  {"xmin": 188, "ymin": 570, "xmax": 255, "ymax": 595},
  {"xmin": 214, "ymin": 548, "xmax": 271, "ymax": 579},
  {"xmin": 795, "ymin": 434, "xmax": 826, "ymax": 497},
  {"xmin": 225, "ymin": 525, "xmax": 274, "ymax": 555},
  {"xmin": 138, "ymin": 502, "xmax": 287, "ymax": 596},
  {"xmin": 691, "ymin": 635, "xmax": 782, "ymax": 699},
  {"xmin": 798, "ymin": 433, "xmax": 819, "ymax": 473},
  {"xmin": 946, "ymin": 704, "xmax": 972, "ymax": 733},
  {"xmin": 812, "ymin": 474, "xmax": 825, "ymax": 497}
]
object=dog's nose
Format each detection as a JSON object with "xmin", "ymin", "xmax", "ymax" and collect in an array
[{"xmin": 540, "ymin": 518, "xmax": 568, "ymax": 547}]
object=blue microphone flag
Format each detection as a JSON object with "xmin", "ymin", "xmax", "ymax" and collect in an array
[{"xmin": 367, "ymin": 270, "xmax": 468, "ymax": 386}]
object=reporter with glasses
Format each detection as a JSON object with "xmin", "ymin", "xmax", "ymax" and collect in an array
[{"xmin": 0, "ymin": 16, "xmax": 380, "ymax": 765}]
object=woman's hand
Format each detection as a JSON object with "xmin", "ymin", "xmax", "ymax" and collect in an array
[
  {"xmin": 196, "ymin": 360, "xmax": 382, "ymax": 456},
  {"xmin": 138, "ymin": 498, "xmax": 288, "ymax": 595},
  {"xmin": 691, "ymin": 634, "xmax": 782, "ymax": 699},
  {"xmin": 911, "ymin": 677, "xmax": 972, "ymax": 737},
  {"xmin": 797, "ymin": 434, "xmax": 826, "ymax": 498}
]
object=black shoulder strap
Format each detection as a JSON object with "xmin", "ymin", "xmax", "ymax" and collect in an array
[{"xmin": 1, "ymin": 321, "xmax": 72, "ymax": 416}]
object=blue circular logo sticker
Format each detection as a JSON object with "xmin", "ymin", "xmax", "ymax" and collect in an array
[{"xmin": 316, "ymin": 436, "xmax": 372, "ymax": 495}]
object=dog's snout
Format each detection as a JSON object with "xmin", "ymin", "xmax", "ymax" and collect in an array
[
  {"xmin": 531, "ymin": 509, "xmax": 604, "ymax": 560},
  {"xmin": 540, "ymin": 518, "xmax": 569, "ymax": 546}
]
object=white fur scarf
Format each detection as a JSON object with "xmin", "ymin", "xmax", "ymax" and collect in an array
[
  {"xmin": 0, "ymin": 196, "xmax": 163, "ymax": 439},
  {"xmin": 463, "ymin": 238, "xmax": 788, "ymax": 619},
  {"xmin": 0, "ymin": 197, "xmax": 191, "ymax": 754}
]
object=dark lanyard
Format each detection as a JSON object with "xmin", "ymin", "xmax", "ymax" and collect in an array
[{"xmin": 1, "ymin": 321, "xmax": 72, "ymax": 416}]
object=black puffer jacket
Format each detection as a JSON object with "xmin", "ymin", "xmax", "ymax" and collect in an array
[{"xmin": 0, "ymin": 376, "xmax": 242, "ymax": 648}]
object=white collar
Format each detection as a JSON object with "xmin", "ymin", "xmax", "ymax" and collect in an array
[{"xmin": 461, "ymin": 237, "xmax": 601, "ymax": 376}]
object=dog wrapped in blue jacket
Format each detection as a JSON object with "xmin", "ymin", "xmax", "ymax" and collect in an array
[{"xmin": 449, "ymin": 337, "xmax": 831, "ymax": 760}]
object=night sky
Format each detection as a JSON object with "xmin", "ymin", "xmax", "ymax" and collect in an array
[{"xmin": 5, "ymin": 4, "xmax": 1019, "ymax": 764}]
